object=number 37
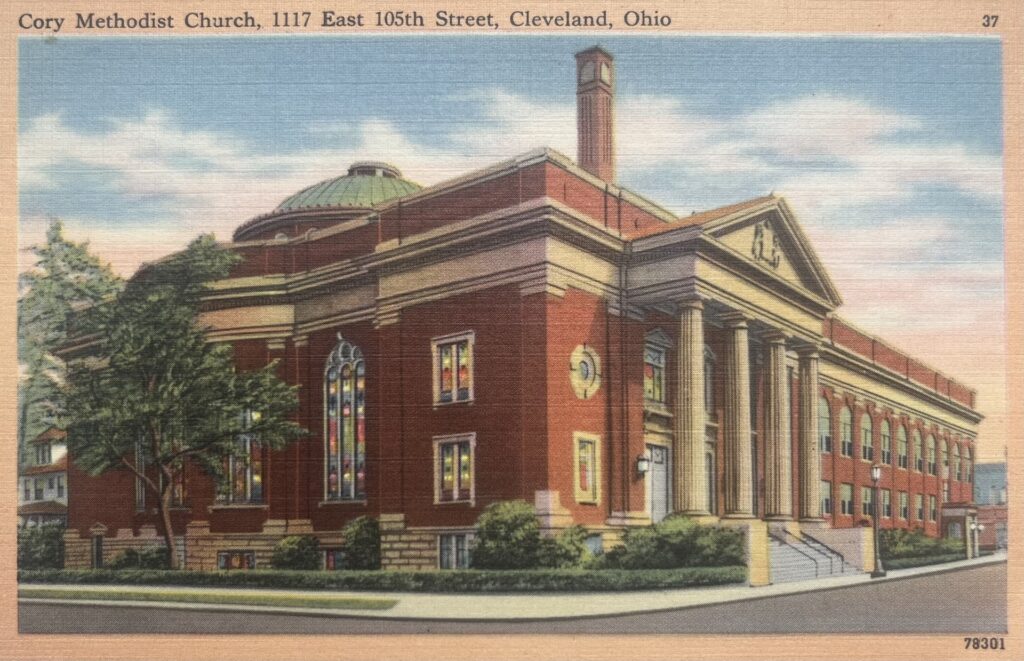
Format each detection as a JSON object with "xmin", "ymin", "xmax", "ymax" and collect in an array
[{"xmin": 982, "ymin": 15, "xmax": 998, "ymax": 27}]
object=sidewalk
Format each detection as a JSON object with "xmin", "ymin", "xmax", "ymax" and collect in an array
[{"xmin": 19, "ymin": 552, "xmax": 1006, "ymax": 621}]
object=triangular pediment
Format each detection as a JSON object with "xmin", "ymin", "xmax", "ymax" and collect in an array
[{"xmin": 705, "ymin": 198, "xmax": 842, "ymax": 307}]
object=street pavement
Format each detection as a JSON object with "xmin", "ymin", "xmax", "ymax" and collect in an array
[{"xmin": 20, "ymin": 557, "xmax": 1008, "ymax": 634}]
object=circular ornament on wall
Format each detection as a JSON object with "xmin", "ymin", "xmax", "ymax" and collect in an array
[{"xmin": 569, "ymin": 344, "xmax": 602, "ymax": 400}]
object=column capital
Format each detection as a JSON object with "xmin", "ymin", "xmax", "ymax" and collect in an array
[
  {"xmin": 795, "ymin": 341, "xmax": 822, "ymax": 358},
  {"xmin": 675, "ymin": 296, "xmax": 705, "ymax": 311},
  {"xmin": 763, "ymin": 329, "xmax": 789, "ymax": 345},
  {"xmin": 719, "ymin": 311, "xmax": 749, "ymax": 328}
]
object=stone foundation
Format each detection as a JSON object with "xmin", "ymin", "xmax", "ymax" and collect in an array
[{"xmin": 380, "ymin": 513, "xmax": 460, "ymax": 571}]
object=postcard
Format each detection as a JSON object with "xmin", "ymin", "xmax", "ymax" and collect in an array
[{"xmin": 3, "ymin": 1, "xmax": 1019, "ymax": 659}]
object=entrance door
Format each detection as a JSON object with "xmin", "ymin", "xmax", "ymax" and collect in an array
[{"xmin": 646, "ymin": 444, "xmax": 671, "ymax": 523}]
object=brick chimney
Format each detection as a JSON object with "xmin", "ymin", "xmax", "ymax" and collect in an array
[{"xmin": 575, "ymin": 46, "xmax": 615, "ymax": 182}]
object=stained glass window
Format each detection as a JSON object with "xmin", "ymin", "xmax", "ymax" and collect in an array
[
  {"xmin": 439, "ymin": 534, "xmax": 470, "ymax": 569},
  {"xmin": 325, "ymin": 336, "xmax": 366, "ymax": 500},
  {"xmin": 575, "ymin": 436, "xmax": 599, "ymax": 503},
  {"xmin": 220, "ymin": 410, "xmax": 263, "ymax": 504},
  {"xmin": 643, "ymin": 346, "xmax": 665, "ymax": 403},
  {"xmin": 434, "ymin": 333, "xmax": 473, "ymax": 403},
  {"xmin": 437, "ymin": 437, "xmax": 472, "ymax": 502}
]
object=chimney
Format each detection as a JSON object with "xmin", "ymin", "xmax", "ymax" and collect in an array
[{"xmin": 575, "ymin": 46, "xmax": 615, "ymax": 182}]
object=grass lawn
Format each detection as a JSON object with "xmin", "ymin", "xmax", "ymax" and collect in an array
[{"xmin": 18, "ymin": 587, "xmax": 397, "ymax": 611}]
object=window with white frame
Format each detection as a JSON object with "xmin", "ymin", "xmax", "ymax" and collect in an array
[
  {"xmin": 34, "ymin": 478, "xmax": 43, "ymax": 500},
  {"xmin": 432, "ymin": 331, "xmax": 474, "ymax": 404},
  {"xmin": 324, "ymin": 336, "xmax": 366, "ymax": 500},
  {"xmin": 434, "ymin": 434, "xmax": 474, "ymax": 503},
  {"xmin": 818, "ymin": 397, "xmax": 832, "ymax": 453},
  {"xmin": 643, "ymin": 344, "xmax": 666, "ymax": 404},
  {"xmin": 929, "ymin": 495, "xmax": 937, "ymax": 521},
  {"xmin": 953, "ymin": 444, "xmax": 962, "ymax": 481},
  {"xmin": 913, "ymin": 429, "xmax": 924, "ymax": 472},
  {"xmin": 916, "ymin": 494, "xmax": 924, "ymax": 521},
  {"xmin": 860, "ymin": 413, "xmax": 874, "ymax": 461},
  {"xmin": 882, "ymin": 489, "xmax": 892, "ymax": 518},
  {"xmin": 941, "ymin": 440, "xmax": 949, "ymax": 476},
  {"xmin": 840, "ymin": 406, "xmax": 853, "ymax": 457},
  {"xmin": 821, "ymin": 480, "xmax": 832, "ymax": 515},
  {"xmin": 574, "ymin": 433, "xmax": 601, "ymax": 504},
  {"xmin": 881, "ymin": 420, "xmax": 893, "ymax": 465},
  {"xmin": 861, "ymin": 486, "xmax": 874, "ymax": 516},
  {"xmin": 897, "ymin": 424, "xmax": 908, "ymax": 469},
  {"xmin": 927, "ymin": 435, "xmax": 937, "ymax": 475},
  {"xmin": 899, "ymin": 491, "xmax": 909, "ymax": 519},
  {"xmin": 439, "ymin": 533, "xmax": 471, "ymax": 569},
  {"xmin": 35, "ymin": 444, "xmax": 51, "ymax": 465},
  {"xmin": 219, "ymin": 410, "xmax": 264, "ymax": 504},
  {"xmin": 56, "ymin": 475, "xmax": 64, "ymax": 498},
  {"xmin": 840, "ymin": 483, "xmax": 853, "ymax": 515}
]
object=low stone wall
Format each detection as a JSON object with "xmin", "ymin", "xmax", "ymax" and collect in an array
[
  {"xmin": 63, "ymin": 525, "xmax": 176, "ymax": 569},
  {"xmin": 379, "ymin": 513, "xmax": 451, "ymax": 571},
  {"xmin": 806, "ymin": 526, "xmax": 872, "ymax": 572}
]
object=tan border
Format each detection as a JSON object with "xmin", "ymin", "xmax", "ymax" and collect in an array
[{"xmin": 1, "ymin": 1, "xmax": 1020, "ymax": 659}]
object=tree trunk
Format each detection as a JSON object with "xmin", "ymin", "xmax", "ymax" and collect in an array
[{"xmin": 158, "ymin": 484, "xmax": 179, "ymax": 570}]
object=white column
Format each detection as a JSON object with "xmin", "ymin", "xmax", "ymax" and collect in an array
[
  {"xmin": 722, "ymin": 313, "xmax": 753, "ymax": 518},
  {"xmin": 674, "ymin": 299, "xmax": 709, "ymax": 515},
  {"xmin": 764, "ymin": 332, "xmax": 792, "ymax": 519},
  {"xmin": 798, "ymin": 346, "xmax": 823, "ymax": 521}
]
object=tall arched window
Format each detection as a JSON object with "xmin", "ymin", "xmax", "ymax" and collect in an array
[
  {"xmin": 913, "ymin": 429, "xmax": 924, "ymax": 472},
  {"xmin": 881, "ymin": 420, "xmax": 892, "ymax": 465},
  {"xmin": 896, "ymin": 423, "xmax": 908, "ymax": 468},
  {"xmin": 860, "ymin": 413, "xmax": 874, "ymax": 461},
  {"xmin": 324, "ymin": 336, "xmax": 366, "ymax": 500},
  {"xmin": 964, "ymin": 446, "xmax": 973, "ymax": 484},
  {"xmin": 941, "ymin": 439, "xmax": 950, "ymax": 478},
  {"xmin": 953, "ymin": 443, "xmax": 962, "ymax": 481},
  {"xmin": 926, "ymin": 434, "xmax": 937, "ymax": 475},
  {"xmin": 818, "ymin": 397, "xmax": 832, "ymax": 453},
  {"xmin": 839, "ymin": 406, "xmax": 853, "ymax": 456}
]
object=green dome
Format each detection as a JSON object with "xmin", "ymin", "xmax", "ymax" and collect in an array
[{"xmin": 276, "ymin": 162, "xmax": 420, "ymax": 211}]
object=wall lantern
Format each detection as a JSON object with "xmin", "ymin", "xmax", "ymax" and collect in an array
[{"xmin": 636, "ymin": 455, "xmax": 651, "ymax": 475}]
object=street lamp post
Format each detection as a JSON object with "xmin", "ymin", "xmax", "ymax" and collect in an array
[{"xmin": 871, "ymin": 464, "xmax": 886, "ymax": 578}]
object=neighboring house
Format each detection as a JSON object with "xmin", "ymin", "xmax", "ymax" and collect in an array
[
  {"xmin": 974, "ymin": 462, "xmax": 1007, "ymax": 551},
  {"xmin": 18, "ymin": 427, "xmax": 68, "ymax": 528},
  {"xmin": 64, "ymin": 46, "xmax": 981, "ymax": 573}
]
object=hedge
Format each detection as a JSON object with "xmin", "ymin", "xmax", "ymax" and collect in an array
[
  {"xmin": 882, "ymin": 553, "xmax": 966, "ymax": 570},
  {"xmin": 17, "ymin": 525, "xmax": 65, "ymax": 570},
  {"xmin": 18, "ymin": 566, "xmax": 746, "ymax": 593}
]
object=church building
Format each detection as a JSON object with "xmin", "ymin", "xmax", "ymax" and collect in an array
[{"xmin": 65, "ymin": 47, "xmax": 982, "ymax": 580}]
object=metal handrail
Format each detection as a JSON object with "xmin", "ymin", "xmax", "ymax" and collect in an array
[
  {"xmin": 769, "ymin": 529, "xmax": 819, "ymax": 578},
  {"xmin": 780, "ymin": 528, "xmax": 834, "ymax": 574},
  {"xmin": 801, "ymin": 531, "xmax": 848, "ymax": 573}
]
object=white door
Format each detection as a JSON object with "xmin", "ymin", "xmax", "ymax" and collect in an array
[{"xmin": 646, "ymin": 444, "xmax": 671, "ymax": 523}]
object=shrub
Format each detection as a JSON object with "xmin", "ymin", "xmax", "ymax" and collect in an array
[
  {"xmin": 271, "ymin": 535, "xmax": 320, "ymax": 570},
  {"xmin": 341, "ymin": 516, "xmax": 380, "ymax": 570},
  {"xmin": 17, "ymin": 525, "xmax": 65, "ymax": 570},
  {"xmin": 599, "ymin": 516, "xmax": 744, "ymax": 569},
  {"xmin": 537, "ymin": 525, "xmax": 592, "ymax": 569},
  {"xmin": 108, "ymin": 547, "xmax": 169, "ymax": 570},
  {"xmin": 470, "ymin": 500, "xmax": 544, "ymax": 569},
  {"xmin": 879, "ymin": 527, "xmax": 967, "ymax": 560},
  {"xmin": 883, "ymin": 553, "xmax": 966, "ymax": 570},
  {"xmin": 18, "ymin": 566, "xmax": 747, "ymax": 592}
]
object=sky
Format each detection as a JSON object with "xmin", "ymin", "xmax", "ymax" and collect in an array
[{"xmin": 17, "ymin": 35, "xmax": 1006, "ymax": 460}]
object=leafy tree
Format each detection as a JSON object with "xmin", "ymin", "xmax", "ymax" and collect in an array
[
  {"xmin": 17, "ymin": 524, "xmax": 66, "ymax": 570},
  {"xmin": 17, "ymin": 220, "xmax": 121, "ymax": 465},
  {"xmin": 65, "ymin": 235, "xmax": 305, "ymax": 568}
]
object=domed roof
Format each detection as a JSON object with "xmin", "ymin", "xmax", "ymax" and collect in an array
[{"xmin": 276, "ymin": 162, "xmax": 420, "ymax": 211}]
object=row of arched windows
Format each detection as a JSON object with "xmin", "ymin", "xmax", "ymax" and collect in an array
[{"xmin": 818, "ymin": 396, "xmax": 973, "ymax": 482}]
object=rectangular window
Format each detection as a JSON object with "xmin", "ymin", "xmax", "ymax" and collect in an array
[
  {"xmin": 574, "ymin": 433, "xmax": 601, "ymax": 504},
  {"xmin": 882, "ymin": 489, "xmax": 892, "ymax": 518},
  {"xmin": 929, "ymin": 495, "xmax": 937, "ymax": 522},
  {"xmin": 644, "ymin": 346, "xmax": 666, "ymax": 404},
  {"xmin": 323, "ymin": 549, "xmax": 345, "ymax": 570},
  {"xmin": 435, "ymin": 435, "xmax": 474, "ymax": 503},
  {"xmin": 861, "ymin": 486, "xmax": 874, "ymax": 516},
  {"xmin": 840, "ymin": 483, "xmax": 854, "ymax": 515},
  {"xmin": 881, "ymin": 433, "xmax": 892, "ymax": 465},
  {"xmin": 34, "ymin": 478, "xmax": 43, "ymax": 500},
  {"xmin": 439, "ymin": 533, "xmax": 471, "ymax": 569},
  {"xmin": 219, "ymin": 411, "xmax": 264, "ymax": 505},
  {"xmin": 820, "ymin": 432, "xmax": 832, "ymax": 454},
  {"xmin": 840, "ymin": 422, "xmax": 853, "ymax": 457},
  {"xmin": 432, "ymin": 332, "xmax": 474, "ymax": 404},
  {"xmin": 899, "ymin": 491, "xmax": 909, "ymax": 519},
  {"xmin": 56, "ymin": 475, "xmax": 64, "ymax": 498},
  {"xmin": 898, "ymin": 436, "xmax": 908, "ymax": 469},
  {"xmin": 916, "ymin": 494, "xmax": 924, "ymax": 521},
  {"xmin": 23, "ymin": 480, "xmax": 30, "ymax": 501},
  {"xmin": 47, "ymin": 477, "xmax": 55, "ymax": 490},
  {"xmin": 861, "ymin": 430, "xmax": 874, "ymax": 461},
  {"xmin": 821, "ymin": 480, "xmax": 832, "ymax": 515},
  {"xmin": 35, "ymin": 444, "xmax": 51, "ymax": 465},
  {"xmin": 217, "ymin": 550, "xmax": 256, "ymax": 570}
]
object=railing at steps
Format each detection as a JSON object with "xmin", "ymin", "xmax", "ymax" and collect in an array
[
  {"xmin": 768, "ymin": 529, "xmax": 819, "ymax": 578},
  {"xmin": 801, "ymin": 531, "xmax": 848, "ymax": 573},
  {"xmin": 778, "ymin": 528, "xmax": 836, "ymax": 575}
]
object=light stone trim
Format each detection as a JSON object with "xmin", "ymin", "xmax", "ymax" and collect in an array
[
  {"xmin": 798, "ymin": 347, "xmax": 823, "ymax": 521},
  {"xmin": 674, "ymin": 299, "xmax": 709, "ymax": 515},
  {"xmin": 764, "ymin": 332, "xmax": 792, "ymax": 519},
  {"xmin": 721, "ymin": 313, "xmax": 754, "ymax": 518}
]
